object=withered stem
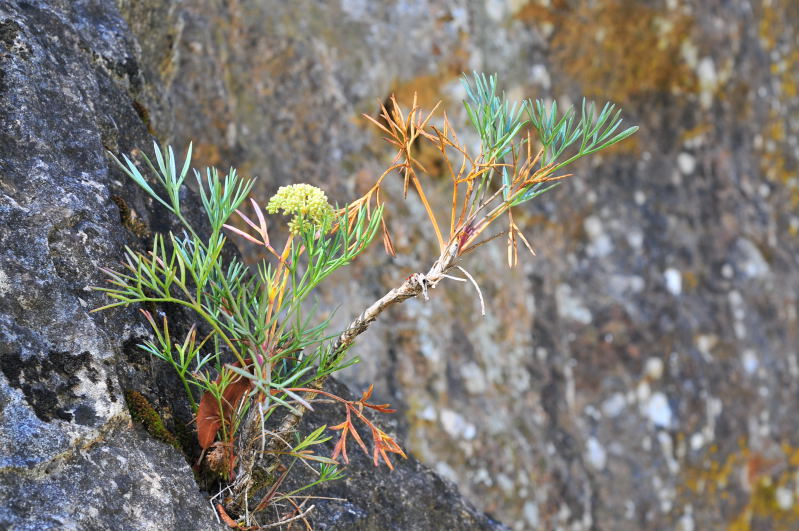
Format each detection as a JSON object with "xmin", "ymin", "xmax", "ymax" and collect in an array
[{"xmin": 227, "ymin": 239, "xmax": 461, "ymax": 518}]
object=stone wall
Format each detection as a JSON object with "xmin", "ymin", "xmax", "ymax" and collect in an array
[
  {"xmin": 154, "ymin": 1, "xmax": 799, "ymax": 529},
  {"xmin": 0, "ymin": 1, "xmax": 502, "ymax": 529},
  {"xmin": 2, "ymin": 0, "xmax": 798, "ymax": 529}
]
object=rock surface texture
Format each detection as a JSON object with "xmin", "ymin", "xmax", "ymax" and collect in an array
[
  {"xmin": 1, "ymin": 0, "xmax": 798, "ymax": 530},
  {"xmin": 0, "ymin": 1, "xmax": 221, "ymax": 528},
  {"xmin": 159, "ymin": 1, "xmax": 799, "ymax": 529},
  {"xmin": 0, "ymin": 1, "xmax": 501, "ymax": 530}
]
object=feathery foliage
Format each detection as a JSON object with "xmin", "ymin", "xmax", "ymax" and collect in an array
[{"xmin": 95, "ymin": 72, "xmax": 636, "ymax": 528}]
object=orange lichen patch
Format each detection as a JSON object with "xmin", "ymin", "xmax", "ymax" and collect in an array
[
  {"xmin": 389, "ymin": 72, "xmax": 459, "ymax": 111},
  {"xmin": 678, "ymin": 440, "xmax": 799, "ymax": 529},
  {"xmin": 517, "ymin": 0, "xmax": 697, "ymax": 104},
  {"xmin": 680, "ymin": 123, "xmax": 713, "ymax": 144},
  {"xmin": 681, "ymin": 271, "xmax": 699, "ymax": 293},
  {"xmin": 190, "ymin": 142, "xmax": 223, "ymax": 168}
]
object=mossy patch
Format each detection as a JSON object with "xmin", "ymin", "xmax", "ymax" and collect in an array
[{"xmin": 124, "ymin": 389, "xmax": 181, "ymax": 451}]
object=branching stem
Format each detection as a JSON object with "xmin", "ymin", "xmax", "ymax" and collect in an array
[{"xmin": 227, "ymin": 238, "xmax": 461, "ymax": 515}]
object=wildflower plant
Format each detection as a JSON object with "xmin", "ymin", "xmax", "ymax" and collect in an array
[{"xmin": 94, "ymin": 72, "xmax": 636, "ymax": 528}]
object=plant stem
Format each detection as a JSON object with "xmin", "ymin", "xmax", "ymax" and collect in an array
[
  {"xmin": 226, "ymin": 238, "xmax": 461, "ymax": 517},
  {"xmin": 178, "ymin": 372, "xmax": 198, "ymax": 412}
]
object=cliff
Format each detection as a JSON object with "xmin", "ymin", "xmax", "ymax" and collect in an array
[{"xmin": 1, "ymin": 0, "xmax": 798, "ymax": 530}]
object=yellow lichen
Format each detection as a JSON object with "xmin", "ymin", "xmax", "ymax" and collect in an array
[
  {"xmin": 755, "ymin": 0, "xmax": 799, "ymax": 210},
  {"xmin": 517, "ymin": 0, "xmax": 696, "ymax": 105},
  {"xmin": 678, "ymin": 439, "xmax": 799, "ymax": 529}
]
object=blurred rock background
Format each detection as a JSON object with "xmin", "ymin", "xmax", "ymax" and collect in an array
[
  {"xmin": 122, "ymin": 0, "xmax": 799, "ymax": 528},
  {"xmin": 2, "ymin": 0, "xmax": 797, "ymax": 529}
]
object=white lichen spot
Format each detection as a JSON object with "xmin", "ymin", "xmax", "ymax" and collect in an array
[
  {"xmin": 627, "ymin": 229, "xmax": 644, "ymax": 249},
  {"xmin": 624, "ymin": 501, "xmax": 636, "ymax": 520},
  {"xmin": 0, "ymin": 269, "xmax": 9, "ymax": 296},
  {"xmin": 644, "ymin": 392, "xmax": 672, "ymax": 427},
  {"xmin": 557, "ymin": 503, "xmax": 572, "ymax": 524},
  {"xmin": 584, "ymin": 215, "xmax": 613, "ymax": 257},
  {"xmin": 440, "ymin": 409, "xmax": 477, "ymax": 440},
  {"xmin": 418, "ymin": 405, "xmax": 437, "ymax": 422},
  {"xmin": 435, "ymin": 461, "xmax": 458, "ymax": 482},
  {"xmin": 564, "ymin": 360, "xmax": 576, "ymax": 410},
  {"xmin": 586, "ymin": 437, "xmax": 607, "ymax": 470},
  {"xmin": 696, "ymin": 334, "xmax": 718, "ymax": 359},
  {"xmin": 734, "ymin": 238, "xmax": 770, "ymax": 279},
  {"xmin": 460, "ymin": 362, "xmax": 487, "ymax": 394},
  {"xmin": 584, "ymin": 214, "xmax": 603, "ymax": 237},
  {"xmin": 473, "ymin": 468, "xmax": 492, "ymax": 486},
  {"xmin": 645, "ymin": 357, "xmax": 665, "ymax": 380},
  {"xmin": 742, "ymin": 350, "xmax": 759, "ymax": 374},
  {"xmin": 609, "ymin": 274, "xmax": 645, "ymax": 296},
  {"xmin": 677, "ymin": 152, "xmax": 696, "ymax": 175},
  {"xmin": 658, "ymin": 432, "xmax": 680, "ymax": 474},
  {"xmin": 777, "ymin": 486, "xmax": 794, "ymax": 510},
  {"xmin": 420, "ymin": 339, "xmax": 442, "ymax": 364},
  {"xmin": 556, "ymin": 284, "xmax": 592, "ymax": 324},
  {"xmin": 697, "ymin": 57, "xmax": 718, "ymax": 109},
  {"xmin": 339, "ymin": 0, "xmax": 369, "ymax": 19},
  {"xmin": 530, "ymin": 64, "xmax": 551, "ymax": 90},
  {"xmin": 634, "ymin": 190, "xmax": 646, "ymax": 205},
  {"xmin": 676, "ymin": 506, "xmax": 695, "ymax": 531},
  {"xmin": 728, "ymin": 291, "xmax": 747, "ymax": 339},
  {"xmin": 584, "ymin": 405, "xmax": 600, "ymax": 421},
  {"xmin": 721, "ymin": 263, "xmax": 734, "ymax": 279},
  {"xmin": 496, "ymin": 473, "xmax": 515, "ymax": 496},
  {"xmin": 664, "ymin": 268, "xmax": 682, "ymax": 296},
  {"xmin": 523, "ymin": 501, "xmax": 540, "ymax": 527},
  {"xmin": 637, "ymin": 381, "xmax": 651, "ymax": 402},
  {"xmin": 681, "ymin": 40, "xmax": 698, "ymax": 69},
  {"xmin": 789, "ymin": 352, "xmax": 799, "ymax": 379},
  {"xmin": 602, "ymin": 393, "xmax": 627, "ymax": 417},
  {"xmin": 707, "ymin": 397, "xmax": 723, "ymax": 419},
  {"xmin": 485, "ymin": 0, "xmax": 505, "ymax": 21}
]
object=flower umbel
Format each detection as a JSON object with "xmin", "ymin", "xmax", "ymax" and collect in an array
[{"xmin": 267, "ymin": 183, "xmax": 334, "ymax": 233}]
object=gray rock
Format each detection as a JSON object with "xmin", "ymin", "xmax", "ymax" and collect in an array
[
  {"xmin": 0, "ymin": 0, "xmax": 220, "ymax": 528},
  {"xmin": 155, "ymin": 0, "xmax": 799, "ymax": 529},
  {"xmin": 4, "ymin": 0, "xmax": 799, "ymax": 529},
  {"xmin": 290, "ymin": 377, "xmax": 507, "ymax": 531},
  {"xmin": 0, "ymin": 1, "xmax": 503, "ymax": 529}
]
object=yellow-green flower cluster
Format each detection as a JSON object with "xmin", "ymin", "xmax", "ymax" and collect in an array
[{"xmin": 266, "ymin": 183, "xmax": 334, "ymax": 234}]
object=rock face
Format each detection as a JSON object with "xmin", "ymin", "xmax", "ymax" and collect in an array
[
  {"xmin": 0, "ymin": 1, "xmax": 219, "ymax": 528},
  {"xmin": 290, "ymin": 378, "xmax": 508, "ymax": 530},
  {"xmin": 154, "ymin": 0, "xmax": 798, "ymax": 529},
  {"xmin": 0, "ymin": 1, "xmax": 503, "ymax": 530},
  {"xmin": 2, "ymin": 1, "xmax": 799, "ymax": 530}
]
